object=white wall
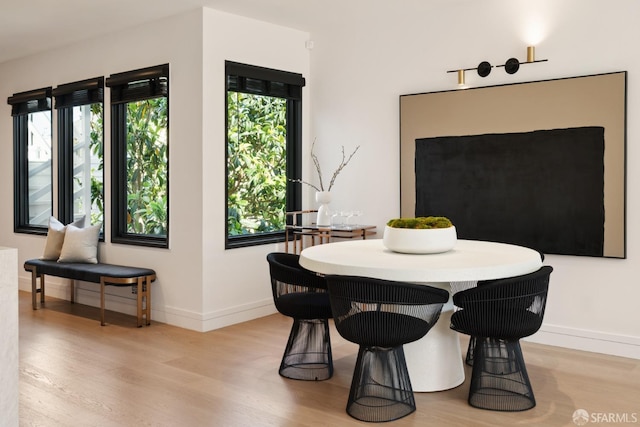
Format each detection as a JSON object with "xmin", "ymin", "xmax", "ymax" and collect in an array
[
  {"xmin": 0, "ymin": 8, "xmax": 310, "ymax": 332},
  {"xmin": 305, "ymin": 0, "xmax": 639, "ymax": 358},
  {"xmin": 199, "ymin": 9, "xmax": 311, "ymax": 331},
  {"xmin": 0, "ymin": 10, "xmax": 208, "ymax": 328}
]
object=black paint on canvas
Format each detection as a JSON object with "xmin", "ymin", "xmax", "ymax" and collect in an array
[{"xmin": 415, "ymin": 127, "xmax": 605, "ymax": 256}]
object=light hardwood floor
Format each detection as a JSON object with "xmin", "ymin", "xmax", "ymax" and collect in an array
[{"xmin": 18, "ymin": 291, "xmax": 639, "ymax": 427}]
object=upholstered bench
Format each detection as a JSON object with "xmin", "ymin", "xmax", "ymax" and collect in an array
[{"xmin": 24, "ymin": 259, "xmax": 156, "ymax": 327}]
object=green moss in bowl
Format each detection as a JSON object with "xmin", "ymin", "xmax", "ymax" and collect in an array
[{"xmin": 386, "ymin": 216, "xmax": 453, "ymax": 229}]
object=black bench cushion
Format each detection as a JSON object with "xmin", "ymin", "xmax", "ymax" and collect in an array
[{"xmin": 25, "ymin": 259, "xmax": 155, "ymax": 285}]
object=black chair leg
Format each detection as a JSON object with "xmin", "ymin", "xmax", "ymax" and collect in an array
[
  {"xmin": 468, "ymin": 338, "xmax": 536, "ymax": 411},
  {"xmin": 467, "ymin": 335, "xmax": 506, "ymax": 366},
  {"xmin": 466, "ymin": 336, "xmax": 476, "ymax": 366},
  {"xmin": 346, "ymin": 346, "xmax": 416, "ymax": 422},
  {"xmin": 279, "ymin": 318, "xmax": 333, "ymax": 381}
]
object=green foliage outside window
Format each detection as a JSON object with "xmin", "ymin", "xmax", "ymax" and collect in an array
[
  {"xmin": 88, "ymin": 103, "xmax": 104, "ymax": 226},
  {"xmin": 89, "ymin": 98, "xmax": 167, "ymax": 237},
  {"xmin": 127, "ymin": 97, "xmax": 168, "ymax": 236},
  {"xmin": 125, "ymin": 98, "xmax": 168, "ymax": 236},
  {"xmin": 227, "ymin": 92, "xmax": 287, "ymax": 236}
]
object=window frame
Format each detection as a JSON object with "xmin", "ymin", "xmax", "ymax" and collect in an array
[
  {"xmin": 106, "ymin": 64, "xmax": 169, "ymax": 248},
  {"xmin": 225, "ymin": 61, "xmax": 304, "ymax": 250},
  {"xmin": 8, "ymin": 87, "xmax": 53, "ymax": 235},
  {"xmin": 53, "ymin": 77, "xmax": 105, "ymax": 235}
]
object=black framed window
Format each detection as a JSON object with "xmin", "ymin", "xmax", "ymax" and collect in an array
[
  {"xmin": 53, "ymin": 77, "xmax": 104, "ymax": 232},
  {"xmin": 106, "ymin": 64, "xmax": 169, "ymax": 248},
  {"xmin": 225, "ymin": 61, "xmax": 304, "ymax": 249},
  {"xmin": 8, "ymin": 87, "xmax": 53, "ymax": 234}
]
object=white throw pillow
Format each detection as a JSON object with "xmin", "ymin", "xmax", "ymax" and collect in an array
[
  {"xmin": 57, "ymin": 223, "xmax": 101, "ymax": 264},
  {"xmin": 41, "ymin": 216, "xmax": 86, "ymax": 261}
]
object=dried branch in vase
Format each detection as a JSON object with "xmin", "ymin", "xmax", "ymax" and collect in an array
[{"xmin": 289, "ymin": 140, "xmax": 360, "ymax": 192}]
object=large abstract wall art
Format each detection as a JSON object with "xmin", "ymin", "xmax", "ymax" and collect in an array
[{"xmin": 400, "ymin": 72, "xmax": 627, "ymax": 258}]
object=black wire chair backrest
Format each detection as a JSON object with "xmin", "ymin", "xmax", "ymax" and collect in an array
[
  {"xmin": 452, "ymin": 266, "xmax": 553, "ymax": 340},
  {"xmin": 325, "ymin": 275, "xmax": 449, "ymax": 348},
  {"xmin": 267, "ymin": 252, "xmax": 328, "ymax": 292},
  {"xmin": 266, "ymin": 252, "xmax": 330, "ymax": 319}
]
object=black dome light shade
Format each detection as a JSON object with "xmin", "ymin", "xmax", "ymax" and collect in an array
[
  {"xmin": 477, "ymin": 61, "xmax": 492, "ymax": 77},
  {"xmin": 505, "ymin": 58, "xmax": 520, "ymax": 74}
]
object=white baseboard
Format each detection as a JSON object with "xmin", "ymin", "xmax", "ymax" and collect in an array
[
  {"xmin": 525, "ymin": 324, "xmax": 640, "ymax": 360},
  {"xmin": 159, "ymin": 300, "xmax": 277, "ymax": 332},
  {"xmin": 20, "ymin": 275, "xmax": 70, "ymax": 300},
  {"xmin": 20, "ymin": 274, "xmax": 276, "ymax": 332},
  {"xmin": 21, "ymin": 275, "xmax": 638, "ymax": 359}
]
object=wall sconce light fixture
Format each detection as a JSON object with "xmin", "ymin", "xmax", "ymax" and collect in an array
[
  {"xmin": 496, "ymin": 46, "xmax": 547, "ymax": 74},
  {"xmin": 447, "ymin": 46, "xmax": 547, "ymax": 85},
  {"xmin": 447, "ymin": 60, "xmax": 494, "ymax": 86}
]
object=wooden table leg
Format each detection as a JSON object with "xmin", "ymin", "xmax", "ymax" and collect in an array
[{"xmin": 285, "ymin": 228, "xmax": 290, "ymax": 253}]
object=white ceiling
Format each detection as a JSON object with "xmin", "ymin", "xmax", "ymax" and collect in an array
[{"xmin": 0, "ymin": 0, "xmax": 338, "ymax": 65}]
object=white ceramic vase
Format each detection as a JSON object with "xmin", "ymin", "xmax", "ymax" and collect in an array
[{"xmin": 315, "ymin": 191, "xmax": 332, "ymax": 226}]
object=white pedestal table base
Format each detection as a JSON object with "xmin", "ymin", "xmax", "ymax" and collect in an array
[{"xmin": 404, "ymin": 308, "xmax": 465, "ymax": 392}]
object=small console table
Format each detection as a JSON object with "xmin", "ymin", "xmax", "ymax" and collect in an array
[{"xmin": 285, "ymin": 210, "xmax": 376, "ymax": 254}]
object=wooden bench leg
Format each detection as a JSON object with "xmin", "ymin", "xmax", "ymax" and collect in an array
[
  {"xmin": 70, "ymin": 279, "xmax": 75, "ymax": 304},
  {"xmin": 135, "ymin": 275, "xmax": 153, "ymax": 327},
  {"xmin": 99, "ymin": 275, "xmax": 153, "ymax": 327},
  {"xmin": 145, "ymin": 275, "xmax": 152, "ymax": 326},
  {"xmin": 100, "ymin": 277, "xmax": 106, "ymax": 326},
  {"xmin": 27, "ymin": 266, "xmax": 45, "ymax": 310},
  {"xmin": 30, "ymin": 268, "xmax": 38, "ymax": 310},
  {"xmin": 137, "ymin": 276, "xmax": 143, "ymax": 327}
]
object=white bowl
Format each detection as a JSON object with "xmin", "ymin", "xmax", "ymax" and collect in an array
[{"xmin": 382, "ymin": 225, "xmax": 457, "ymax": 254}]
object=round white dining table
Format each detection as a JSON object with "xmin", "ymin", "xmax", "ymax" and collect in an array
[{"xmin": 299, "ymin": 238, "xmax": 542, "ymax": 392}]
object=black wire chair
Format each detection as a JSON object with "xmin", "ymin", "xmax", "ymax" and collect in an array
[
  {"xmin": 266, "ymin": 252, "xmax": 333, "ymax": 381},
  {"xmin": 451, "ymin": 266, "xmax": 552, "ymax": 411},
  {"xmin": 464, "ymin": 250, "xmax": 545, "ymax": 367},
  {"xmin": 325, "ymin": 275, "xmax": 449, "ymax": 422}
]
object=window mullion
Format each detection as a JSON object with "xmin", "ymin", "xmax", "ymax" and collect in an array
[{"xmin": 57, "ymin": 108, "xmax": 74, "ymax": 224}]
